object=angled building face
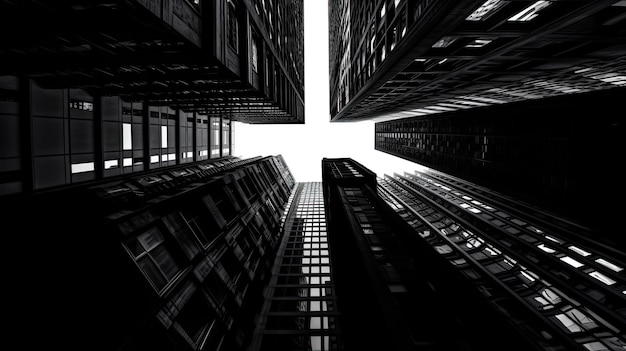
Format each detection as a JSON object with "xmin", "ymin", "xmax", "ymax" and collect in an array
[
  {"xmin": 4, "ymin": 155, "xmax": 295, "ymax": 350},
  {"xmin": 250, "ymin": 182, "xmax": 342, "ymax": 351},
  {"xmin": 328, "ymin": 0, "xmax": 626, "ymax": 122},
  {"xmin": 0, "ymin": 0, "xmax": 304, "ymax": 123},
  {"xmin": 379, "ymin": 167, "xmax": 626, "ymax": 351},
  {"xmin": 321, "ymin": 158, "xmax": 480, "ymax": 350},
  {"xmin": 374, "ymin": 87, "xmax": 625, "ymax": 247},
  {"xmin": 0, "ymin": 75, "xmax": 236, "ymax": 196},
  {"xmin": 321, "ymin": 158, "xmax": 626, "ymax": 351}
]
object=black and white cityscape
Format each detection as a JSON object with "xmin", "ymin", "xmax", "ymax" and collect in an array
[{"xmin": 1, "ymin": 1, "xmax": 625, "ymax": 350}]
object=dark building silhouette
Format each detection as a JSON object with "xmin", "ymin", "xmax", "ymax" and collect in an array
[
  {"xmin": 328, "ymin": 0, "xmax": 626, "ymax": 122},
  {"xmin": 0, "ymin": 0, "xmax": 304, "ymax": 123},
  {"xmin": 374, "ymin": 88, "xmax": 625, "ymax": 249},
  {"xmin": 4, "ymin": 155, "xmax": 295, "ymax": 350},
  {"xmin": 0, "ymin": 0, "xmax": 304, "ymax": 196},
  {"xmin": 321, "ymin": 157, "xmax": 626, "ymax": 351}
]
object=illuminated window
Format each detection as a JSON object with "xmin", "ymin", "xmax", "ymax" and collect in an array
[
  {"xmin": 466, "ymin": 0, "xmax": 508, "ymax": 21},
  {"xmin": 589, "ymin": 271, "xmax": 616, "ymax": 285},
  {"xmin": 508, "ymin": 1, "xmax": 552, "ymax": 22},
  {"xmin": 466, "ymin": 38, "xmax": 494, "ymax": 48},
  {"xmin": 71, "ymin": 162, "xmax": 94, "ymax": 174},
  {"xmin": 161, "ymin": 125, "xmax": 168, "ymax": 148},
  {"xmin": 560, "ymin": 256, "xmax": 584, "ymax": 268},
  {"xmin": 123, "ymin": 123, "xmax": 132, "ymax": 150},
  {"xmin": 595, "ymin": 258, "xmax": 623, "ymax": 272},
  {"xmin": 432, "ymin": 36, "xmax": 458, "ymax": 48},
  {"xmin": 104, "ymin": 159, "xmax": 118, "ymax": 169}
]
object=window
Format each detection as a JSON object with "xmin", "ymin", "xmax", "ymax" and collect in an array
[
  {"xmin": 175, "ymin": 289, "xmax": 218, "ymax": 346},
  {"xmin": 161, "ymin": 125, "xmax": 168, "ymax": 148},
  {"xmin": 227, "ymin": 1, "xmax": 238, "ymax": 52},
  {"xmin": 123, "ymin": 123, "xmax": 132, "ymax": 150},
  {"xmin": 252, "ymin": 38, "xmax": 258, "ymax": 72},
  {"xmin": 508, "ymin": 1, "xmax": 552, "ymax": 22},
  {"xmin": 124, "ymin": 227, "xmax": 182, "ymax": 291}
]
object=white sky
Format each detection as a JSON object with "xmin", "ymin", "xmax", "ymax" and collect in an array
[{"xmin": 233, "ymin": 0, "xmax": 426, "ymax": 182}]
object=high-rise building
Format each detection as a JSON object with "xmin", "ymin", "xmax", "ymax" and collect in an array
[
  {"xmin": 0, "ymin": 0, "xmax": 304, "ymax": 196},
  {"xmin": 249, "ymin": 182, "xmax": 342, "ymax": 351},
  {"xmin": 328, "ymin": 0, "xmax": 626, "ymax": 122},
  {"xmin": 321, "ymin": 157, "xmax": 626, "ymax": 351},
  {"xmin": 0, "ymin": 0, "xmax": 304, "ymax": 123},
  {"xmin": 374, "ymin": 88, "xmax": 625, "ymax": 248},
  {"xmin": 4, "ymin": 155, "xmax": 295, "ymax": 351}
]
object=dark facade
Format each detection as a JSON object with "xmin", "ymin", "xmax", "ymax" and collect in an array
[
  {"xmin": 321, "ymin": 158, "xmax": 478, "ymax": 350},
  {"xmin": 379, "ymin": 166, "xmax": 626, "ymax": 351},
  {"xmin": 0, "ymin": 76, "xmax": 234, "ymax": 196},
  {"xmin": 328, "ymin": 0, "xmax": 626, "ymax": 122},
  {"xmin": 0, "ymin": 0, "xmax": 304, "ymax": 123},
  {"xmin": 321, "ymin": 157, "xmax": 626, "ymax": 351},
  {"xmin": 4, "ymin": 155, "xmax": 295, "ymax": 351},
  {"xmin": 0, "ymin": 0, "xmax": 305, "ymax": 197},
  {"xmin": 249, "ymin": 182, "xmax": 342, "ymax": 351},
  {"xmin": 374, "ymin": 87, "xmax": 625, "ymax": 248}
]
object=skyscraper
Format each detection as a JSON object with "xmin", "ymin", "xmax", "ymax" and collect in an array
[
  {"xmin": 374, "ymin": 88, "xmax": 625, "ymax": 248},
  {"xmin": 0, "ymin": 0, "xmax": 304, "ymax": 123},
  {"xmin": 320, "ymin": 157, "xmax": 625, "ymax": 351},
  {"xmin": 0, "ymin": 0, "xmax": 304, "ymax": 196},
  {"xmin": 327, "ymin": 0, "xmax": 626, "ymax": 250},
  {"xmin": 249, "ymin": 182, "xmax": 341, "ymax": 351},
  {"xmin": 328, "ymin": 0, "xmax": 626, "ymax": 122},
  {"xmin": 4, "ymin": 155, "xmax": 295, "ymax": 350}
]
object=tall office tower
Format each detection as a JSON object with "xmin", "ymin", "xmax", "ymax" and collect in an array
[
  {"xmin": 328, "ymin": 0, "xmax": 626, "ymax": 122},
  {"xmin": 0, "ymin": 0, "xmax": 304, "ymax": 196},
  {"xmin": 322, "ymin": 158, "xmax": 626, "ymax": 351},
  {"xmin": 321, "ymin": 158, "xmax": 481, "ymax": 350},
  {"xmin": 4, "ymin": 155, "xmax": 295, "ymax": 351},
  {"xmin": 249, "ymin": 182, "xmax": 342, "ymax": 351},
  {"xmin": 0, "ymin": 0, "xmax": 304, "ymax": 124},
  {"xmin": 374, "ymin": 87, "xmax": 625, "ymax": 249}
]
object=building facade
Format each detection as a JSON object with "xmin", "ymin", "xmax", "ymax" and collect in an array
[
  {"xmin": 328, "ymin": 0, "xmax": 626, "ymax": 122},
  {"xmin": 321, "ymin": 157, "xmax": 626, "ymax": 351},
  {"xmin": 321, "ymin": 158, "xmax": 482, "ymax": 350},
  {"xmin": 4, "ymin": 155, "xmax": 295, "ymax": 351},
  {"xmin": 249, "ymin": 182, "xmax": 342, "ymax": 351},
  {"xmin": 374, "ymin": 87, "xmax": 625, "ymax": 248},
  {"xmin": 0, "ymin": 0, "xmax": 304, "ymax": 123},
  {"xmin": 0, "ymin": 0, "xmax": 305, "ymax": 197}
]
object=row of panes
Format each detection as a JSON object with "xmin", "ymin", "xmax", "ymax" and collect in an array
[
  {"xmin": 407, "ymin": 171, "xmax": 625, "ymax": 294},
  {"xmin": 0, "ymin": 78, "xmax": 234, "ymax": 194},
  {"xmin": 378, "ymin": 179, "xmax": 583, "ymax": 347},
  {"xmin": 401, "ymin": 171, "xmax": 625, "ymax": 301},
  {"xmin": 381, "ymin": 176, "xmax": 626, "ymax": 349},
  {"xmin": 118, "ymin": 200, "xmax": 276, "ymax": 349}
]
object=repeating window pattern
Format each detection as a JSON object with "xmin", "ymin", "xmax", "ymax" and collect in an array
[
  {"xmin": 329, "ymin": 0, "xmax": 626, "ymax": 121},
  {"xmin": 378, "ymin": 169, "xmax": 626, "ymax": 350},
  {"xmin": 253, "ymin": 182, "xmax": 341, "ymax": 351}
]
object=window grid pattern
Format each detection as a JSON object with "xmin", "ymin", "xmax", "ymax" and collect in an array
[
  {"xmin": 378, "ymin": 173, "xmax": 626, "ymax": 351},
  {"xmin": 255, "ymin": 182, "xmax": 341, "ymax": 351},
  {"xmin": 329, "ymin": 0, "xmax": 626, "ymax": 122}
]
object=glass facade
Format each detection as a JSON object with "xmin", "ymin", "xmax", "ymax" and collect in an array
[
  {"xmin": 328, "ymin": 0, "xmax": 626, "ymax": 122},
  {"xmin": 378, "ymin": 168, "xmax": 626, "ymax": 350},
  {"xmin": 251, "ymin": 182, "xmax": 341, "ymax": 351}
]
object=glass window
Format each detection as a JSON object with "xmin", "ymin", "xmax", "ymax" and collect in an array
[
  {"xmin": 124, "ymin": 227, "xmax": 182, "ymax": 291},
  {"xmin": 252, "ymin": 38, "xmax": 258, "ymax": 72},
  {"xmin": 227, "ymin": 1, "xmax": 238, "ymax": 52},
  {"xmin": 123, "ymin": 123, "xmax": 132, "ymax": 150}
]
